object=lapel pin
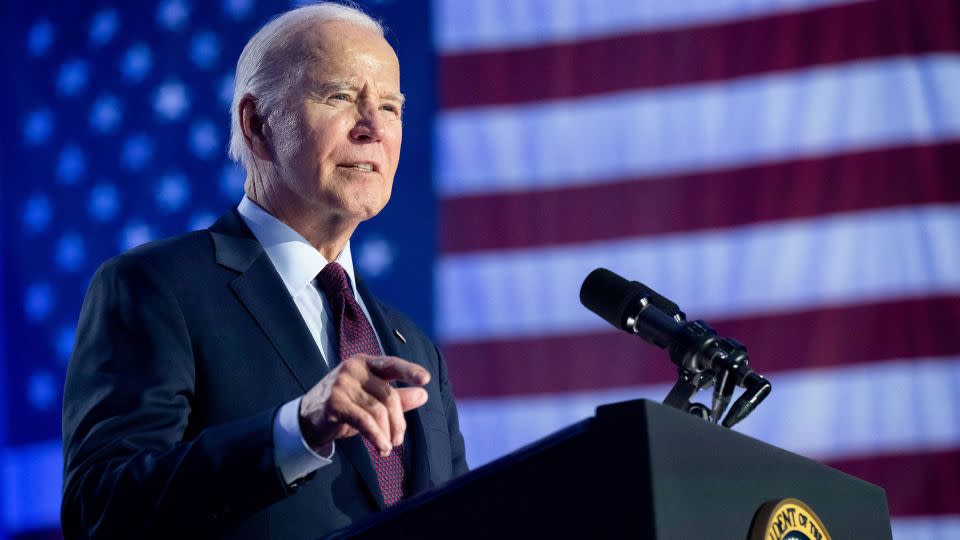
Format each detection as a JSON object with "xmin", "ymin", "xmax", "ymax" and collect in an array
[{"xmin": 393, "ymin": 329, "xmax": 407, "ymax": 344}]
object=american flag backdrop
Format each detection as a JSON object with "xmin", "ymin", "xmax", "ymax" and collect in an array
[
  {"xmin": 0, "ymin": 0, "xmax": 957, "ymax": 538},
  {"xmin": 434, "ymin": 0, "xmax": 960, "ymax": 538}
]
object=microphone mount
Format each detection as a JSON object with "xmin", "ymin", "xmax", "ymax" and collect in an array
[{"xmin": 582, "ymin": 269, "xmax": 771, "ymax": 428}]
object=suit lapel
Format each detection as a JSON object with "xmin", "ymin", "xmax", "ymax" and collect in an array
[
  {"xmin": 209, "ymin": 210, "xmax": 425, "ymax": 509},
  {"xmin": 336, "ymin": 432, "xmax": 385, "ymax": 510},
  {"xmin": 210, "ymin": 210, "xmax": 330, "ymax": 393},
  {"xmin": 356, "ymin": 275, "xmax": 434, "ymax": 496}
]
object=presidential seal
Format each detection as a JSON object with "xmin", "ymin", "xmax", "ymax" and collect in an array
[{"xmin": 749, "ymin": 498, "xmax": 832, "ymax": 540}]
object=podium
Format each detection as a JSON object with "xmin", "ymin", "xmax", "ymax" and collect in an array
[{"xmin": 329, "ymin": 399, "xmax": 892, "ymax": 539}]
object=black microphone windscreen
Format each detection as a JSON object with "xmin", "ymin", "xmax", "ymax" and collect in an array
[{"xmin": 579, "ymin": 268, "xmax": 646, "ymax": 331}]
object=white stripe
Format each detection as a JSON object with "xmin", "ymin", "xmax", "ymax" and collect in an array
[
  {"xmin": 436, "ymin": 55, "xmax": 960, "ymax": 197},
  {"xmin": 892, "ymin": 516, "xmax": 960, "ymax": 540},
  {"xmin": 2, "ymin": 440, "xmax": 61, "ymax": 533},
  {"xmin": 457, "ymin": 356, "xmax": 960, "ymax": 468},
  {"xmin": 436, "ymin": 205, "xmax": 960, "ymax": 342},
  {"xmin": 433, "ymin": 0, "xmax": 866, "ymax": 54}
]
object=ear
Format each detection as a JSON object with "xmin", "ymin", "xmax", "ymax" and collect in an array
[{"xmin": 239, "ymin": 95, "xmax": 273, "ymax": 162}]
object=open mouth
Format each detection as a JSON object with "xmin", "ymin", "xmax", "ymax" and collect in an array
[{"xmin": 339, "ymin": 163, "xmax": 375, "ymax": 172}]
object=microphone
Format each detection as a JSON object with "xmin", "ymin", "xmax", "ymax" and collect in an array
[
  {"xmin": 579, "ymin": 268, "xmax": 770, "ymax": 428},
  {"xmin": 579, "ymin": 268, "xmax": 685, "ymax": 349},
  {"xmin": 579, "ymin": 268, "xmax": 684, "ymax": 329}
]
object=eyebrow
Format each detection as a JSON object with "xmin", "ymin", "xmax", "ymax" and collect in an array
[{"xmin": 313, "ymin": 80, "xmax": 406, "ymax": 108}]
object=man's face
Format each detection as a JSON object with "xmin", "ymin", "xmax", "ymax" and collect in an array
[{"xmin": 270, "ymin": 21, "xmax": 403, "ymax": 224}]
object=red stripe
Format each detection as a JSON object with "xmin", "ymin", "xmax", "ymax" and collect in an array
[
  {"xmin": 439, "ymin": 142, "xmax": 960, "ymax": 254},
  {"xmin": 439, "ymin": 0, "xmax": 960, "ymax": 110},
  {"xmin": 442, "ymin": 295, "xmax": 960, "ymax": 398},
  {"xmin": 827, "ymin": 448, "xmax": 960, "ymax": 517}
]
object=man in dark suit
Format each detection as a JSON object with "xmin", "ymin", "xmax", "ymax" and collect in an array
[{"xmin": 61, "ymin": 3, "xmax": 467, "ymax": 538}]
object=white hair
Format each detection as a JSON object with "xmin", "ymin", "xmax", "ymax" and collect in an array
[{"xmin": 227, "ymin": 2, "xmax": 385, "ymax": 169}]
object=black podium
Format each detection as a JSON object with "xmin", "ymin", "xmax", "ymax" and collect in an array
[{"xmin": 329, "ymin": 399, "xmax": 892, "ymax": 539}]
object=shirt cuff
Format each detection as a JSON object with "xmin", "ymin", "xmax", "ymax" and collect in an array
[{"xmin": 273, "ymin": 396, "xmax": 335, "ymax": 486}]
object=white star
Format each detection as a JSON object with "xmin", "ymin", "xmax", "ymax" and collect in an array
[
  {"xmin": 23, "ymin": 194, "xmax": 52, "ymax": 232},
  {"xmin": 218, "ymin": 72, "xmax": 235, "ymax": 107},
  {"xmin": 23, "ymin": 108, "xmax": 54, "ymax": 145},
  {"xmin": 57, "ymin": 145, "xmax": 87, "ymax": 184},
  {"xmin": 154, "ymin": 81, "xmax": 190, "ymax": 121},
  {"xmin": 223, "ymin": 0, "xmax": 254, "ymax": 19},
  {"xmin": 357, "ymin": 236, "xmax": 395, "ymax": 278},
  {"xmin": 89, "ymin": 8, "xmax": 119, "ymax": 47},
  {"xmin": 57, "ymin": 59, "xmax": 89, "ymax": 96},
  {"xmin": 120, "ymin": 223, "xmax": 155, "ymax": 250},
  {"xmin": 155, "ymin": 172, "xmax": 191, "ymax": 212},
  {"xmin": 27, "ymin": 19, "xmax": 54, "ymax": 56},
  {"xmin": 190, "ymin": 121, "xmax": 219, "ymax": 159},
  {"xmin": 189, "ymin": 211, "xmax": 217, "ymax": 231},
  {"xmin": 190, "ymin": 30, "xmax": 220, "ymax": 69},
  {"xmin": 55, "ymin": 231, "xmax": 87, "ymax": 272},
  {"xmin": 24, "ymin": 282, "xmax": 54, "ymax": 322},
  {"xmin": 88, "ymin": 183, "xmax": 120, "ymax": 222},
  {"xmin": 122, "ymin": 133, "xmax": 153, "ymax": 170},
  {"xmin": 220, "ymin": 161, "xmax": 246, "ymax": 198},
  {"xmin": 157, "ymin": 0, "xmax": 191, "ymax": 30},
  {"xmin": 56, "ymin": 325, "xmax": 76, "ymax": 363},
  {"xmin": 121, "ymin": 42, "xmax": 153, "ymax": 83},
  {"xmin": 27, "ymin": 371, "xmax": 57, "ymax": 411},
  {"xmin": 90, "ymin": 95, "xmax": 123, "ymax": 133}
]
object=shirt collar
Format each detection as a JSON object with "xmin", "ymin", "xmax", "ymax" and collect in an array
[{"xmin": 237, "ymin": 196, "xmax": 361, "ymax": 298}]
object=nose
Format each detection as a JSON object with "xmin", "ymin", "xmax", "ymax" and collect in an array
[{"xmin": 349, "ymin": 100, "xmax": 386, "ymax": 143}]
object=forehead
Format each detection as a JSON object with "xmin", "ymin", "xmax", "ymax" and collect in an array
[{"xmin": 299, "ymin": 21, "xmax": 400, "ymax": 86}]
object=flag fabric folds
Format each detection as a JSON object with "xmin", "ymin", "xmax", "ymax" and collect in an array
[{"xmin": 433, "ymin": 1, "xmax": 960, "ymax": 537}]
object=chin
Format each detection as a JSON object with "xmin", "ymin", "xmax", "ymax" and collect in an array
[
  {"xmin": 333, "ymin": 197, "xmax": 390, "ymax": 223},
  {"xmin": 355, "ymin": 202, "xmax": 389, "ymax": 222},
  {"xmin": 308, "ymin": 184, "xmax": 386, "ymax": 220},
  {"xmin": 348, "ymin": 190, "xmax": 392, "ymax": 221}
]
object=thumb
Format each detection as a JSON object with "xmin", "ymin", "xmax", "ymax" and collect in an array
[{"xmin": 397, "ymin": 387, "xmax": 428, "ymax": 412}]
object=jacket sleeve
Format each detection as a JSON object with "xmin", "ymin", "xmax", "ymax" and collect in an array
[
  {"xmin": 434, "ymin": 344, "xmax": 469, "ymax": 477},
  {"xmin": 61, "ymin": 256, "xmax": 289, "ymax": 539}
]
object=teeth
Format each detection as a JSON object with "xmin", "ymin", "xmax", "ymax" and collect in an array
[{"xmin": 352, "ymin": 163, "xmax": 373, "ymax": 171}]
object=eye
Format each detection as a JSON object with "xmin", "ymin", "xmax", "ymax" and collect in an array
[
  {"xmin": 380, "ymin": 103, "xmax": 402, "ymax": 117},
  {"xmin": 329, "ymin": 93, "xmax": 352, "ymax": 102}
]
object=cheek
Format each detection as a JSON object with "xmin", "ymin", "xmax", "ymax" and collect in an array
[
  {"xmin": 386, "ymin": 126, "xmax": 402, "ymax": 170},
  {"xmin": 295, "ymin": 108, "xmax": 343, "ymax": 159},
  {"xmin": 271, "ymin": 112, "xmax": 306, "ymax": 162}
]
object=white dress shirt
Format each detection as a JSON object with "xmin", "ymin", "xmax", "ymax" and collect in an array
[{"xmin": 237, "ymin": 196, "xmax": 384, "ymax": 485}]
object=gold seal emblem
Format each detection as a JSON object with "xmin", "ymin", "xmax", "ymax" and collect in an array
[{"xmin": 749, "ymin": 498, "xmax": 832, "ymax": 540}]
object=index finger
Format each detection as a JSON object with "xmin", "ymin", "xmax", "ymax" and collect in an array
[{"xmin": 364, "ymin": 356, "xmax": 430, "ymax": 386}]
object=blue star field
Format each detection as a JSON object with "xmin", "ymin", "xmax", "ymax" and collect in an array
[{"xmin": 1, "ymin": 0, "xmax": 435, "ymax": 473}]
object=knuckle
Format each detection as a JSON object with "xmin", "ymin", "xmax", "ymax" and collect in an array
[
  {"xmin": 363, "ymin": 416, "xmax": 380, "ymax": 433},
  {"xmin": 330, "ymin": 377, "xmax": 350, "ymax": 392},
  {"xmin": 325, "ymin": 393, "xmax": 346, "ymax": 412},
  {"xmin": 372, "ymin": 403, "xmax": 389, "ymax": 422},
  {"xmin": 375, "ymin": 381, "xmax": 394, "ymax": 399},
  {"xmin": 386, "ymin": 391, "xmax": 401, "ymax": 408}
]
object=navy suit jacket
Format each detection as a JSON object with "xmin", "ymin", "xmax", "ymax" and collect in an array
[{"xmin": 61, "ymin": 209, "xmax": 468, "ymax": 539}]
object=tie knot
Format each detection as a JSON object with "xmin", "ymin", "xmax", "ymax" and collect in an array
[{"xmin": 317, "ymin": 262, "xmax": 351, "ymax": 297}]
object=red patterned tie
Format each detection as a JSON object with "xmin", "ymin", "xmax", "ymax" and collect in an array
[{"xmin": 317, "ymin": 262, "xmax": 407, "ymax": 506}]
